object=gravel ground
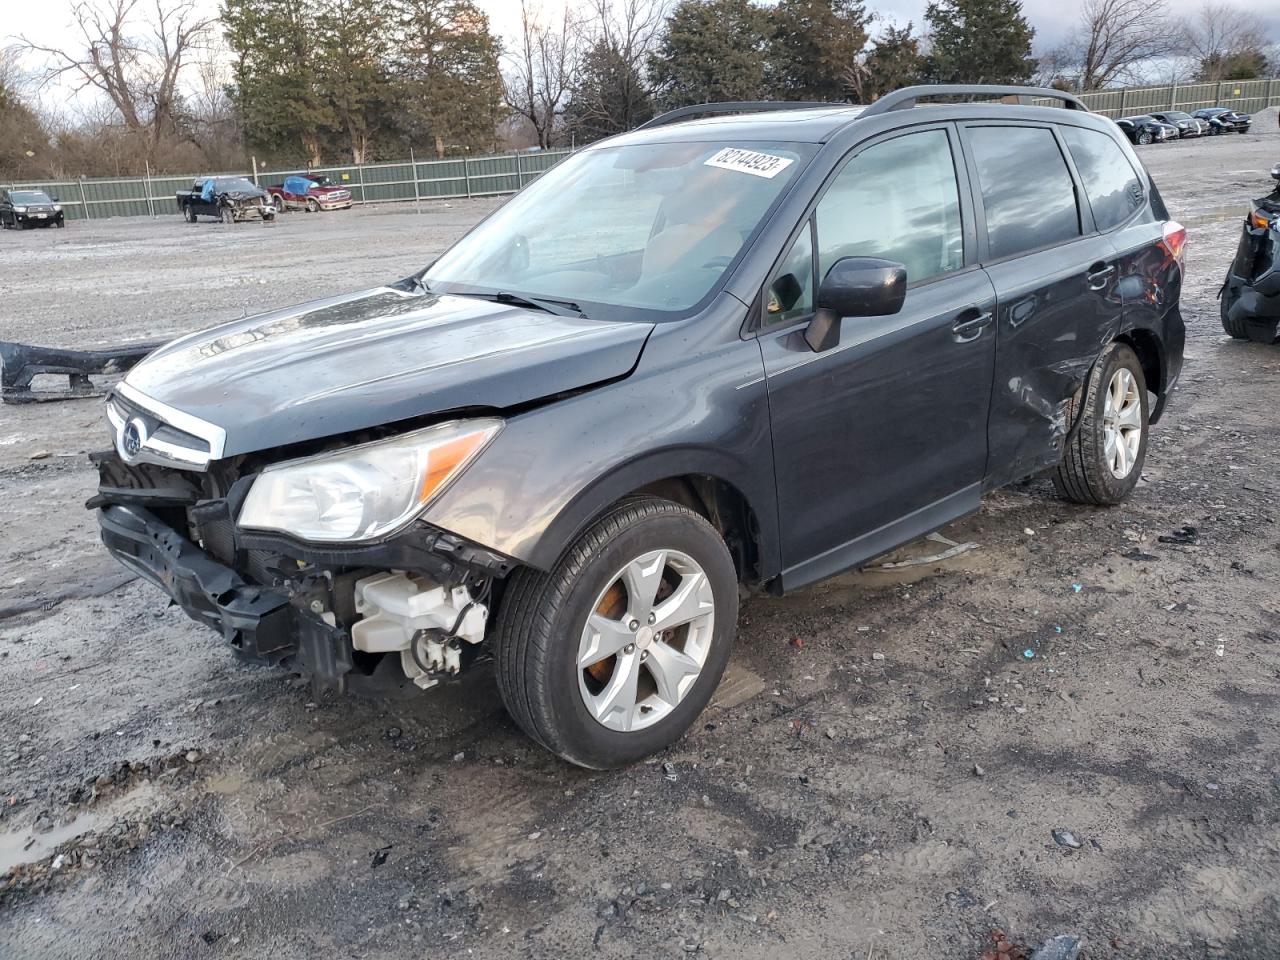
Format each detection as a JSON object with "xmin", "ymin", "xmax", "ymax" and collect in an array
[{"xmin": 1, "ymin": 118, "xmax": 1279, "ymax": 960}]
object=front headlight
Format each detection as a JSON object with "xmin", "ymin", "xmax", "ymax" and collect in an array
[
  {"xmin": 13, "ymin": 206, "xmax": 26, "ymax": 214},
  {"xmin": 53, "ymin": 204, "xmax": 62, "ymax": 211},
  {"xmin": 237, "ymin": 418, "xmax": 502, "ymax": 542}
]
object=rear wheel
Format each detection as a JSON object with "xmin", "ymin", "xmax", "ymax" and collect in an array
[
  {"xmin": 183, "ymin": 204, "xmax": 197, "ymax": 223},
  {"xmin": 1053, "ymin": 342, "xmax": 1149, "ymax": 506},
  {"xmin": 492, "ymin": 497, "xmax": 737, "ymax": 769}
]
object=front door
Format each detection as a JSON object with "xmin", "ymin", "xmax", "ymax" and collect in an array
[{"xmin": 760, "ymin": 126, "xmax": 997, "ymax": 590}]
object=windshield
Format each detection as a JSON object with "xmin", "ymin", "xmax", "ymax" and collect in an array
[
  {"xmin": 11, "ymin": 191, "xmax": 51, "ymax": 204},
  {"xmin": 215, "ymin": 177, "xmax": 259, "ymax": 192},
  {"xmin": 423, "ymin": 140, "xmax": 815, "ymax": 320},
  {"xmin": 1165, "ymin": 112, "xmax": 1192, "ymax": 120}
]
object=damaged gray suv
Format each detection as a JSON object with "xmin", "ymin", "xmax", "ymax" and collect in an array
[{"xmin": 92, "ymin": 85, "xmax": 1186, "ymax": 768}]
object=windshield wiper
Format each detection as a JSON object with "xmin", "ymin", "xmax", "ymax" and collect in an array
[{"xmin": 456, "ymin": 290, "xmax": 586, "ymax": 318}]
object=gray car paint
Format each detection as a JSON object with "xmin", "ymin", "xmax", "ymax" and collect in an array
[
  {"xmin": 122, "ymin": 286, "xmax": 655, "ymax": 455},
  {"xmin": 109, "ymin": 101, "xmax": 1184, "ymax": 591}
]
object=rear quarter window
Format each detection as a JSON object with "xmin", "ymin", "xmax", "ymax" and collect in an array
[
  {"xmin": 1059, "ymin": 126, "xmax": 1144, "ymax": 232},
  {"xmin": 968, "ymin": 126, "xmax": 1081, "ymax": 261}
]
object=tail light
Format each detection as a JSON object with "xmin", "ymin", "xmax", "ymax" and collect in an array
[{"xmin": 1159, "ymin": 221, "xmax": 1186, "ymax": 270}]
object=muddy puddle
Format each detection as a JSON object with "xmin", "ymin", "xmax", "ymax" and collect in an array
[{"xmin": 0, "ymin": 781, "xmax": 158, "ymax": 874}]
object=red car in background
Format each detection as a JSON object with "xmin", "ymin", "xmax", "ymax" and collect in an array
[{"xmin": 267, "ymin": 174, "xmax": 353, "ymax": 212}]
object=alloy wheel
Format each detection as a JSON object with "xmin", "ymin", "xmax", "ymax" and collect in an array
[
  {"xmin": 577, "ymin": 549, "xmax": 715, "ymax": 733},
  {"xmin": 1103, "ymin": 367, "xmax": 1143, "ymax": 479}
]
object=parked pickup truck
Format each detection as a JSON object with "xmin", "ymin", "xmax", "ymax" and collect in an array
[
  {"xmin": 268, "ymin": 174, "xmax": 353, "ymax": 212},
  {"xmin": 176, "ymin": 177, "xmax": 276, "ymax": 224}
]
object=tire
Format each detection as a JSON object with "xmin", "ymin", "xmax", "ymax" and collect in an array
[
  {"xmin": 221, "ymin": 205, "xmax": 236, "ymax": 225},
  {"xmin": 54, "ymin": 218, "xmax": 65, "ymax": 228},
  {"xmin": 1137, "ymin": 131, "xmax": 1152, "ymax": 145},
  {"xmin": 306, "ymin": 198, "xmax": 320, "ymax": 213},
  {"xmin": 270, "ymin": 194, "xmax": 285, "ymax": 211},
  {"xmin": 1221, "ymin": 277, "xmax": 1248, "ymax": 338},
  {"xmin": 492, "ymin": 496, "xmax": 738, "ymax": 769},
  {"xmin": 1053, "ymin": 342, "xmax": 1149, "ymax": 506},
  {"xmin": 183, "ymin": 204, "xmax": 197, "ymax": 224}
]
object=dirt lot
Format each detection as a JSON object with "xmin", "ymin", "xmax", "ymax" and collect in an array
[{"xmin": 2, "ymin": 119, "xmax": 1280, "ymax": 960}]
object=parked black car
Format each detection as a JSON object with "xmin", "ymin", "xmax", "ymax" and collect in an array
[
  {"xmin": 1192, "ymin": 107, "xmax": 1252, "ymax": 135},
  {"xmin": 92, "ymin": 85, "xmax": 1186, "ymax": 768},
  {"xmin": 1147, "ymin": 111, "xmax": 1209, "ymax": 138},
  {"xmin": 1115, "ymin": 115, "xmax": 1176, "ymax": 145},
  {"xmin": 1221, "ymin": 164, "xmax": 1280, "ymax": 341},
  {"xmin": 0, "ymin": 188, "xmax": 65, "ymax": 229},
  {"xmin": 175, "ymin": 177, "xmax": 276, "ymax": 223}
]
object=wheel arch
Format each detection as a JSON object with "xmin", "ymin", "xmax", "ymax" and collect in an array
[
  {"xmin": 1114, "ymin": 327, "xmax": 1165, "ymax": 421},
  {"xmin": 522, "ymin": 453, "xmax": 778, "ymax": 586}
]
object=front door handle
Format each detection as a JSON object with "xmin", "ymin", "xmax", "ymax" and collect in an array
[
  {"xmin": 1087, "ymin": 263, "xmax": 1117, "ymax": 290},
  {"xmin": 952, "ymin": 308, "xmax": 993, "ymax": 339}
]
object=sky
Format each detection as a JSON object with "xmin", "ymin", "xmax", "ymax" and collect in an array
[{"xmin": 7, "ymin": 0, "xmax": 1279, "ymax": 117}]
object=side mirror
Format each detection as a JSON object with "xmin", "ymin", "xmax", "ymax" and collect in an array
[
  {"xmin": 51, "ymin": 197, "xmax": 60, "ymax": 203},
  {"xmin": 803, "ymin": 257, "xmax": 907, "ymax": 352}
]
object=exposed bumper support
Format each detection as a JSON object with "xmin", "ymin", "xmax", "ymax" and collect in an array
[{"xmin": 1, "ymin": 339, "xmax": 163, "ymax": 404}]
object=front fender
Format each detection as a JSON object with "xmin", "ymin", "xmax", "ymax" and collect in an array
[{"xmin": 421, "ymin": 299, "xmax": 780, "ymax": 577}]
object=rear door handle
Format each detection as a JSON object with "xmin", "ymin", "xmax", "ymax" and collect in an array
[
  {"xmin": 952, "ymin": 308, "xmax": 993, "ymax": 339},
  {"xmin": 1087, "ymin": 263, "xmax": 1117, "ymax": 290}
]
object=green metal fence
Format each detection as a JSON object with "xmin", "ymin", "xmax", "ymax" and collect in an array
[
  {"xmin": 7, "ymin": 76, "xmax": 1280, "ymax": 220},
  {"xmin": 1050, "ymin": 76, "xmax": 1280, "ymax": 118},
  {"xmin": 3, "ymin": 149, "xmax": 572, "ymax": 222}
]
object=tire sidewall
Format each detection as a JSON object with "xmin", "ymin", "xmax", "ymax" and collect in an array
[
  {"xmin": 1083, "ymin": 344, "xmax": 1149, "ymax": 501},
  {"xmin": 539, "ymin": 511, "xmax": 737, "ymax": 769}
]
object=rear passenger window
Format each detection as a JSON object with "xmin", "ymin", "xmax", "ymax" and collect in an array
[
  {"xmin": 1059, "ymin": 126, "xmax": 1144, "ymax": 232},
  {"xmin": 968, "ymin": 126, "xmax": 1080, "ymax": 260}
]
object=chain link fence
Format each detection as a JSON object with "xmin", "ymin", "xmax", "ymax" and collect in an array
[{"xmin": 3, "ymin": 149, "xmax": 572, "ymax": 222}]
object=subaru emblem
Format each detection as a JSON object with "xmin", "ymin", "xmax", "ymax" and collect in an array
[{"xmin": 121, "ymin": 417, "xmax": 147, "ymax": 459}]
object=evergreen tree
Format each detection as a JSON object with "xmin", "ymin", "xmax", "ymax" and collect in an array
[
  {"xmin": 391, "ymin": 0, "xmax": 504, "ymax": 156},
  {"xmin": 922, "ymin": 0, "xmax": 1036, "ymax": 84},
  {"xmin": 856, "ymin": 24, "xmax": 922, "ymax": 102},
  {"xmin": 648, "ymin": 0, "xmax": 772, "ymax": 109},
  {"xmin": 222, "ymin": 0, "xmax": 333, "ymax": 163},
  {"xmin": 765, "ymin": 0, "xmax": 871, "ymax": 102},
  {"xmin": 565, "ymin": 39, "xmax": 655, "ymax": 142}
]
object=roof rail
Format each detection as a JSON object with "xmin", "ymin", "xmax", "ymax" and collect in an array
[
  {"xmin": 860, "ymin": 84, "xmax": 1089, "ymax": 117},
  {"xmin": 636, "ymin": 100, "xmax": 845, "ymax": 131}
]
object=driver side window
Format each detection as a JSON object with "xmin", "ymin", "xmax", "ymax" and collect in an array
[{"xmin": 815, "ymin": 129, "xmax": 964, "ymax": 287}]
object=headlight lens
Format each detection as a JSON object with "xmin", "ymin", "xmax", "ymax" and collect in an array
[
  {"xmin": 13, "ymin": 206, "xmax": 26, "ymax": 214},
  {"xmin": 237, "ymin": 418, "xmax": 502, "ymax": 542}
]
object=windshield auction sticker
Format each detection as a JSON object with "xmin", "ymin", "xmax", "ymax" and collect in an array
[{"xmin": 704, "ymin": 148, "xmax": 794, "ymax": 179}]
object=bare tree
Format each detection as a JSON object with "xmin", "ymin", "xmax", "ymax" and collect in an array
[
  {"xmin": 1182, "ymin": 1, "xmax": 1270, "ymax": 81},
  {"xmin": 18, "ymin": 0, "xmax": 215, "ymax": 155},
  {"xmin": 1049, "ymin": 0, "xmax": 1181, "ymax": 90},
  {"xmin": 504, "ymin": 0, "xmax": 579, "ymax": 149},
  {"xmin": 566, "ymin": 0, "xmax": 667, "ymax": 138}
]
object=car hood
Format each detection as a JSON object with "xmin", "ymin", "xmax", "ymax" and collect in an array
[
  {"xmin": 225, "ymin": 190, "xmax": 268, "ymax": 202},
  {"xmin": 122, "ymin": 286, "xmax": 654, "ymax": 456}
]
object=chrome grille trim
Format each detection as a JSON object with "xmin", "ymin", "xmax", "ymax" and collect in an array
[{"xmin": 107, "ymin": 381, "xmax": 227, "ymax": 471}]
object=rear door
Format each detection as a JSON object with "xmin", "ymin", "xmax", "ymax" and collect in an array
[
  {"xmin": 760, "ymin": 124, "xmax": 998, "ymax": 589},
  {"xmin": 960, "ymin": 122, "xmax": 1123, "ymax": 488}
]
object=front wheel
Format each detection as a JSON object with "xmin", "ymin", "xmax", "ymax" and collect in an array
[
  {"xmin": 492, "ymin": 497, "xmax": 738, "ymax": 769},
  {"xmin": 1137, "ymin": 131, "xmax": 1152, "ymax": 145},
  {"xmin": 306, "ymin": 198, "xmax": 321, "ymax": 213},
  {"xmin": 1221, "ymin": 276, "xmax": 1248, "ymax": 338},
  {"xmin": 1054, "ymin": 342, "xmax": 1149, "ymax": 506},
  {"xmin": 221, "ymin": 205, "xmax": 236, "ymax": 225}
]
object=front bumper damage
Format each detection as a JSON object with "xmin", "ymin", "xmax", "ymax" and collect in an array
[{"xmin": 91, "ymin": 452, "xmax": 513, "ymax": 696}]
